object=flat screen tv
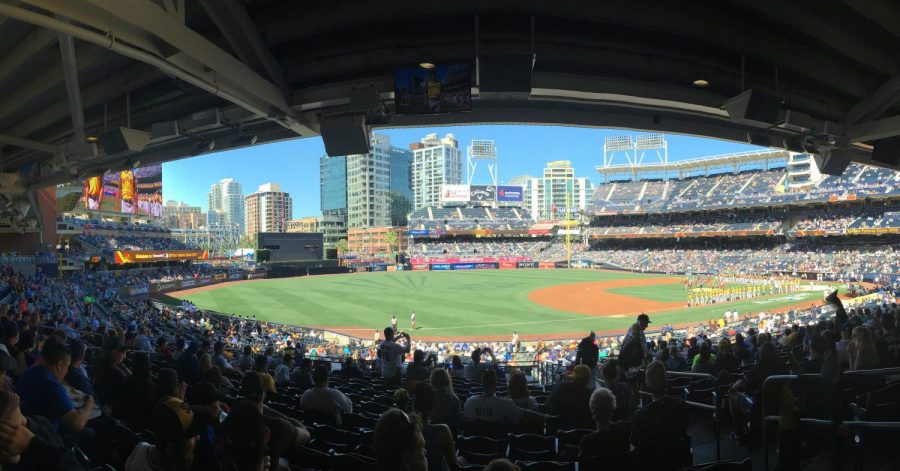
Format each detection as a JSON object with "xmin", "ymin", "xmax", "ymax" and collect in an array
[{"xmin": 394, "ymin": 64, "xmax": 471, "ymax": 114}]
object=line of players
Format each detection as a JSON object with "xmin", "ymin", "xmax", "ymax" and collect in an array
[{"xmin": 685, "ymin": 275, "xmax": 802, "ymax": 306}]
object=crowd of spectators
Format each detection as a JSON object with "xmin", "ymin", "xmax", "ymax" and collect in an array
[{"xmin": 76, "ymin": 234, "xmax": 195, "ymax": 251}]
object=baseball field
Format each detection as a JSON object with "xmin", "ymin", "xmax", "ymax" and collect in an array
[{"xmin": 169, "ymin": 270, "xmax": 827, "ymax": 341}]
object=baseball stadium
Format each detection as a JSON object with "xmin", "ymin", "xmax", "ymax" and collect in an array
[{"xmin": 2, "ymin": 2, "xmax": 900, "ymax": 470}]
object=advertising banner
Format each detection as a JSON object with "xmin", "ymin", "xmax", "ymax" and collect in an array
[
  {"xmin": 371, "ymin": 265, "xmax": 387, "ymax": 272},
  {"xmin": 452, "ymin": 263, "xmax": 475, "ymax": 270},
  {"xmin": 246, "ymin": 271, "xmax": 268, "ymax": 280},
  {"xmin": 214, "ymin": 273, "xmax": 227, "ymax": 281},
  {"xmin": 198, "ymin": 277, "xmax": 214, "ymax": 285},
  {"xmin": 408, "ymin": 229, "xmax": 430, "ymax": 236},
  {"xmin": 538, "ymin": 262, "xmax": 555, "ymax": 269},
  {"xmin": 469, "ymin": 185, "xmax": 496, "ymax": 202},
  {"xmin": 847, "ymin": 227, "xmax": 900, "ymax": 235},
  {"xmin": 154, "ymin": 281, "xmax": 179, "ymax": 292},
  {"xmin": 528, "ymin": 229, "xmax": 552, "ymax": 235},
  {"xmin": 496, "ymin": 185, "xmax": 524, "ymax": 202},
  {"xmin": 474, "ymin": 262, "xmax": 499, "ymax": 269},
  {"xmin": 229, "ymin": 272, "xmax": 243, "ymax": 280},
  {"xmin": 114, "ymin": 250, "xmax": 210, "ymax": 264},
  {"xmin": 430, "ymin": 263, "xmax": 452, "ymax": 271},
  {"xmin": 127, "ymin": 284, "xmax": 150, "ymax": 296},
  {"xmin": 499, "ymin": 261, "xmax": 517, "ymax": 269},
  {"xmin": 180, "ymin": 279, "xmax": 197, "ymax": 288},
  {"xmin": 412, "ymin": 263, "xmax": 429, "ymax": 271},
  {"xmin": 440, "ymin": 184, "xmax": 470, "ymax": 203},
  {"xmin": 517, "ymin": 261, "xmax": 539, "ymax": 268}
]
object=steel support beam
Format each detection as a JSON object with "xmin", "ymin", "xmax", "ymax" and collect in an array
[
  {"xmin": 0, "ymin": 134, "xmax": 56, "ymax": 154},
  {"xmin": 846, "ymin": 72, "xmax": 900, "ymax": 125},
  {"xmin": 847, "ymin": 115, "xmax": 900, "ymax": 143},
  {"xmin": 199, "ymin": 0, "xmax": 290, "ymax": 95},
  {"xmin": 0, "ymin": 27, "xmax": 56, "ymax": 82},
  {"xmin": 56, "ymin": 17, "xmax": 85, "ymax": 142}
]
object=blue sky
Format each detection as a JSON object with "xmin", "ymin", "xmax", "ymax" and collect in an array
[{"xmin": 163, "ymin": 125, "xmax": 764, "ymax": 217}]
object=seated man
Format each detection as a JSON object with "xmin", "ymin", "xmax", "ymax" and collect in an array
[
  {"xmin": 631, "ymin": 361, "xmax": 690, "ymax": 468},
  {"xmin": 125, "ymin": 396, "xmax": 211, "ymax": 471},
  {"xmin": 463, "ymin": 370, "xmax": 543, "ymax": 427},
  {"xmin": 299, "ymin": 365, "xmax": 353, "ymax": 426},
  {"xmin": 465, "ymin": 348, "xmax": 497, "ymax": 382},
  {"xmin": 241, "ymin": 372, "xmax": 310, "ymax": 469},
  {"xmin": 547, "ymin": 365, "xmax": 594, "ymax": 429},
  {"xmin": 16, "ymin": 341, "xmax": 94, "ymax": 436}
]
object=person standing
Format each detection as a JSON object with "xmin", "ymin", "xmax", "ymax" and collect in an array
[
  {"xmin": 621, "ymin": 314, "xmax": 651, "ymax": 371},
  {"xmin": 379, "ymin": 327, "xmax": 410, "ymax": 388},
  {"xmin": 411, "ymin": 311, "xmax": 417, "ymax": 330},
  {"xmin": 392, "ymin": 315, "xmax": 398, "ymax": 333}
]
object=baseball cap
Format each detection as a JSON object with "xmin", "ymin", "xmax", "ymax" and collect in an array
[
  {"xmin": 152, "ymin": 397, "xmax": 211, "ymax": 444},
  {"xmin": 638, "ymin": 313, "xmax": 652, "ymax": 324},
  {"xmin": 573, "ymin": 364, "xmax": 591, "ymax": 382}
]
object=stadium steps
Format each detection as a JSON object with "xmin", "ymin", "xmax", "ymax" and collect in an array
[
  {"xmin": 660, "ymin": 180, "xmax": 671, "ymax": 199},
  {"xmin": 706, "ymin": 178, "xmax": 724, "ymax": 197},
  {"xmin": 427, "ymin": 207, "xmax": 434, "ymax": 220},
  {"xmin": 455, "ymin": 207, "xmax": 463, "ymax": 219},
  {"xmin": 636, "ymin": 181, "xmax": 648, "ymax": 201},
  {"xmin": 738, "ymin": 173, "xmax": 756, "ymax": 194},
  {"xmin": 512, "ymin": 208, "xmax": 522, "ymax": 219},
  {"xmin": 677, "ymin": 179, "xmax": 697, "ymax": 198},
  {"xmin": 605, "ymin": 183, "xmax": 617, "ymax": 200}
]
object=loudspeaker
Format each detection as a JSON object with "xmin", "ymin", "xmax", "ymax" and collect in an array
[
  {"xmin": 813, "ymin": 151, "xmax": 852, "ymax": 176},
  {"xmin": 723, "ymin": 90, "xmax": 783, "ymax": 126},
  {"xmin": 871, "ymin": 136, "xmax": 900, "ymax": 168},
  {"xmin": 320, "ymin": 114, "xmax": 370, "ymax": 156},
  {"xmin": 150, "ymin": 121, "xmax": 179, "ymax": 140},
  {"xmin": 98, "ymin": 127, "xmax": 150, "ymax": 155},
  {"xmin": 479, "ymin": 52, "xmax": 534, "ymax": 100}
]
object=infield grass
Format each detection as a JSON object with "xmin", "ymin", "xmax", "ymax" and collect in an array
[{"xmin": 175, "ymin": 270, "xmax": 826, "ymax": 338}]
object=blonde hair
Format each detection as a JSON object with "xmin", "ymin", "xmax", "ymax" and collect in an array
[
  {"xmin": 430, "ymin": 368, "xmax": 453, "ymax": 393},
  {"xmin": 198, "ymin": 353, "xmax": 213, "ymax": 377},
  {"xmin": 851, "ymin": 326, "xmax": 878, "ymax": 370}
]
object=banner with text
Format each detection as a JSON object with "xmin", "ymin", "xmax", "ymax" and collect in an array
[
  {"xmin": 440, "ymin": 184, "xmax": 470, "ymax": 203},
  {"xmin": 496, "ymin": 185, "xmax": 524, "ymax": 202},
  {"xmin": 114, "ymin": 249, "xmax": 210, "ymax": 264}
]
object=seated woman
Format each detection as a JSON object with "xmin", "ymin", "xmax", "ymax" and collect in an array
[
  {"xmin": 507, "ymin": 371, "xmax": 539, "ymax": 411},
  {"xmin": 373, "ymin": 408, "xmax": 428, "ymax": 471},
  {"xmin": 578, "ymin": 387, "xmax": 630, "ymax": 461}
]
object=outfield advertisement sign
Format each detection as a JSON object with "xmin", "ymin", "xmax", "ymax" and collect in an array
[
  {"xmin": 228, "ymin": 272, "xmax": 243, "ymax": 280},
  {"xmin": 181, "ymin": 279, "xmax": 197, "ymax": 288},
  {"xmin": 496, "ymin": 185, "xmax": 523, "ymax": 202},
  {"xmin": 440, "ymin": 184, "xmax": 470, "ymax": 203},
  {"xmin": 246, "ymin": 272, "xmax": 268, "ymax": 280},
  {"xmin": 410, "ymin": 256, "xmax": 531, "ymax": 264},
  {"xmin": 119, "ymin": 271, "xmax": 260, "ymax": 298},
  {"xmin": 469, "ymin": 185, "xmax": 496, "ymax": 203},
  {"xmin": 430, "ymin": 263, "xmax": 452, "ymax": 271}
]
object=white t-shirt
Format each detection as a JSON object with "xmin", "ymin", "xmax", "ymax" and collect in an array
[
  {"xmin": 463, "ymin": 394, "xmax": 524, "ymax": 424},
  {"xmin": 379, "ymin": 340, "xmax": 407, "ymax": 378},
  {"xmin": 125, "ymin": 442, "xmax": 157, "ymax": 471},
  {"xmin": 300, "ymin": 386, "xmax": 353, "ymax": 422}
]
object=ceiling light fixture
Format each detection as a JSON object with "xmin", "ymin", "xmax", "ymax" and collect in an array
[
  {"xmin": 419, "ymin": 61, "xmax": 436, "ymax": 70},
  {"xmin": 85, "ymin": 136, "xmax": 99, "ymax": 143},
  {"xmin": 693, "ymin": 78, "xmax": 709, "ymax": 87}
]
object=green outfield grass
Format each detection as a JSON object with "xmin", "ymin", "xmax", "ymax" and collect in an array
[{"xmin": 174, "ymin": 270, "xmax": 826, "ymax": 338}]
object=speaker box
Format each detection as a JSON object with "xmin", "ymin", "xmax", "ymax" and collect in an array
[
  {"xmin": 478, "ymin": 52, "xmax": 533, "ymax": 100},
  {"xmin": 813, "ymin": 151, "xmax": 852, "ymax": 176},
  {"xmin": 723, "ymin": 90, "xmax": 783, "ymax": 126},
  {"xmin": 320, "ymin": 114, "xmax": 369, "ymax": 156},
  {"xmin": 150, "ymin": 121, "xmax": 180, "ymax": 140},
  {"xmin": 871, "ymin": 136, "xmax": 900, "ymax": 168},
  {"xmin": 98, "ymin": 127, "xmax": 150, "ymax": 155}
]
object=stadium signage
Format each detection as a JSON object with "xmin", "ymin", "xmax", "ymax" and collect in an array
[
  {"xmin": 228, "ymin": 272, "xmax": 243, "ymax": 280},
  {"xmin": 430, "ymin": 263, "xmax": 452, "ymax": 271},
  {"xmin": 411, "ymin": 263, "xmax": 429, "ymax": 271},
  {"xmin": 214, "ymin": 273, "xmax": 227, "ymax": 281},
  {"xmin": 499, "ymin": 261, "xmax": 517, "ymax": 269},
  {"xmin": 496, "ymin": 186, "xmax": 523, "ymax": 202},
  {"xmin": 246, "ymin": 271, "xmax": 268, "ymax": 280},
  {"xmin": 127, "ymin": 284, "xmax": 150, "ymax": 296},
  {"xmin": 408, "ymin": 229, "xmax": 430, "ymax": 236},
  {"xmin": 155, "ymin": 281, "xmax": 177, "ymax": 292},
  {"xmin": 517, "ymin": 261, "xmax": 539, "ymax": 268},
  {"xmin": 440, "ymin": 184, "xmax": 470, "ymax": 203},
  {"xmin": 114, "ymin": 249, "xmax": 210, "ymax": 264},
  {"xmin": 847, "ymin": 227, "xmax": 900, "ymax": 235},
  {"xmin": 181, "ymin": 279, "xmax": 197, "ymax": 288},
  {"xmin": 469, "ymin": 185, "xmax": 496, "ymax": 202},
  {"xmin": 452, "ymin": 263, "xmax": 475, "ymax": 270},
  {"xmin": 198, "ymin": 277, "xmax": 214, "ymax": 285}
]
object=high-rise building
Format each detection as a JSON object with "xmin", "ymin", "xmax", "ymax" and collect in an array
[
  {"xmin": 162, "ymin": 200, "xmax": 205, "ymax": 229},
  {"xmin": 347, "ymin": 134, "xmax": 392, "ymax": 228},
  {"xmin": 411, "ymin": 133, "xmax": 463, "ymax": 209},
  {"xmin": 207, "ymin": 178, "xmax": 245, "ymax": 233},
  {"xmin": 320, "ymin": 155, "xmax": 347, "ymax": 216},
  {"xmin": 520, "ymin": 161, "xmax": 594, "ymax": 221},
  {"xmin": 245, "ymin": 183, "xmax": 293, "ymax": 235},
  {"xmin": 389, "ymin": 146, "xmax": 413, "ymax": 226},
  {"xmin": 286, "ymin": 214, "xmax": 346, "ymax": 251}
]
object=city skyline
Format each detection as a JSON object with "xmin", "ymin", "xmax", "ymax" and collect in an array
[{"xmin": 163, "ymin": 125, "xmax": 765, "ymax": 218}]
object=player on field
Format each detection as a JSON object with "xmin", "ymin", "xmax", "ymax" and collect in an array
[
  {"xmin": 391, "ymin": 315, "xmax": 398, "ymax": 332},
  {"xmin": 410, "ymin": 311, "xmax": 416, "ymax": 330}
]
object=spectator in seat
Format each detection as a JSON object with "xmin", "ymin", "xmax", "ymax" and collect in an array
[
  {"xmin": 134, "ymin": 326, "xmax": 153, "ymax": 352},
  {"xmin": 547, "ymin": 364, "xmax": 594, "ymax": 429},
  {"xmin": 273, "ymin": 355, "xmax": 293, "ymax": 385},
  {"xmin": 429, "ymin": 368, "xmax": 462, "ymax": 433},
  {"xmin": 124, "ymin": 396, "xmax": 211, "ymax": 471},
  {"xmin": 449, "ymin": 355, "xmax": 465, "ymax": 380},
  {"xmin": 299, "ymin": 365, "xmax": 353, "ymax": 426},
  {"xmin": 237, "ymin": 345, "xmax": 254, "ymax": 371},
  {"xmin": 466, "ymin": 347, "xmax": 497, "ymax": 382},
  {"xmin": 578, "ymin": 387, "xmax": 630, "ymax": 460},
  {"xmin": 64, "ymin": 341, "xmax": 97, "ymax": 405},
  {"xmin": 0, "ymin": 319, "xmax": 25, "ymax": 377},
  {"xmin": 0, "ymin": 349, "xmax": 14, "ymax": 392},
  {"xmin": 156, "ymin": 337, "xmax": 174, "ymax": 361},
  {"xmin": 875, "ymin": 313, "xmax": 900, "ymax": 367},
  {"xmin": 631, "ymin": 361, "xmax": 690, "ymax": 468},
  {"xmin": 291, "ymin": 358, "xmax": 314, "ymax": 390},
  {"xmin": 373, "ymin": 408, "xmax": 428, "ymax": 471},
  {"xmin": 729, "ymin": 342, "xmax": 785, "ymax": 441},
  {"xmin": 413, "ymin": 383, "xmax": 459, "ymax": 471},
  {"xmin": 191, "ymin": 382, "xmax": 228, "ymax": 470},
  {"xmin": 483, "ymin": 459, "xmax": 521, "ymax": 471},
  {"xmin": 602, "ymin": 359, "xmax": 635, "ymax": 421},
  {"xmin": 713, "ymin": 338, "xmax": 740, "ymax": 377},
  {"xmin": 0, "ymin": 390, "xmax": 83, "ymax": 470},
  {"xmin": 94, "ymin": 336, "xmax": 132, "ymax": 413},
  {"xmin": 691, "ymin": 342, "xmax": 716, "ymax": 375},
  {"xmin": 465, "ymin": 370, "xmax": 543, "ymax": 426},
  {"xmin": 221, "ymin": 401, "xmax": 270, "ymax": 471},
  {"xmin": 120, "ymin": 352, "xmax": 156, "ymax": 432},
  {"xmin": 406, "ymin": 349, "xmax": 434, "ymax": 383},
  {"xmin": 507, "ymin": 371, "xmax": 539, "ymax": 411},
  {"xmin": 849, "ymin": 325, "xmax": 879, "ymax": 371},
  {"xmin": 835, "ymin": 324, "xmax": 853, "ymax": 367},
  {"xmin": 379, "ymin": 327, "xmax": 411, "ymax": 388},
  {"xmin": 16, "ymin": 341, "xmax": 94, "ymax": 435},
  {"xmin": 175, "ymin": 341, "xmax": 200, "ymax": 385},
  {"xmin": 153, "ymin": 368, "xmax": 187, "ymax": 406},
  {"xmin": 341, "ymin": 357, "xmax": 365, "ymax": 379},
  {"xmin": 665, "ymin": 345, "xmax": 689, "ymax": 372},
  {"xmin": 575, "ymin": 331, "xmax": 599, "ymax": 372},
  {"xmin": 212, "ymin": 341, "xmax": 239, "ymax": 377},
  {"xmin": 240, "ymin": 371, "xmax": 310, "ymax": 469},
  {"xmin": 253, "ymin": 355, "xmax": 277, "ymax": 393}
]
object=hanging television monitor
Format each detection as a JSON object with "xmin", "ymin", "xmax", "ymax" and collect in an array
[{"xmin": 394, "ymin": 64, "xmax": 471, "ymax": 114}]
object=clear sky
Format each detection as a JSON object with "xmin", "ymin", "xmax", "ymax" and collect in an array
[{"xmin": 162, "ymin": 125, "xmax": 764, "ymax": 217}]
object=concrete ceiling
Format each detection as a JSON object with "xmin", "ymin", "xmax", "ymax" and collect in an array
[{"xmin": 0, "ymin": 0, "xmax": 897, "ymax": 203}]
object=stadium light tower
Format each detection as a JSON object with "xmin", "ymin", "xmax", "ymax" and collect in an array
[
  {"xmin": 467, "ymin": 139, "xmax": 498, "ymax": 186},
  {"xmin": 602, "ymin": 133, "xmax": 668, "ymax": 181}
]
